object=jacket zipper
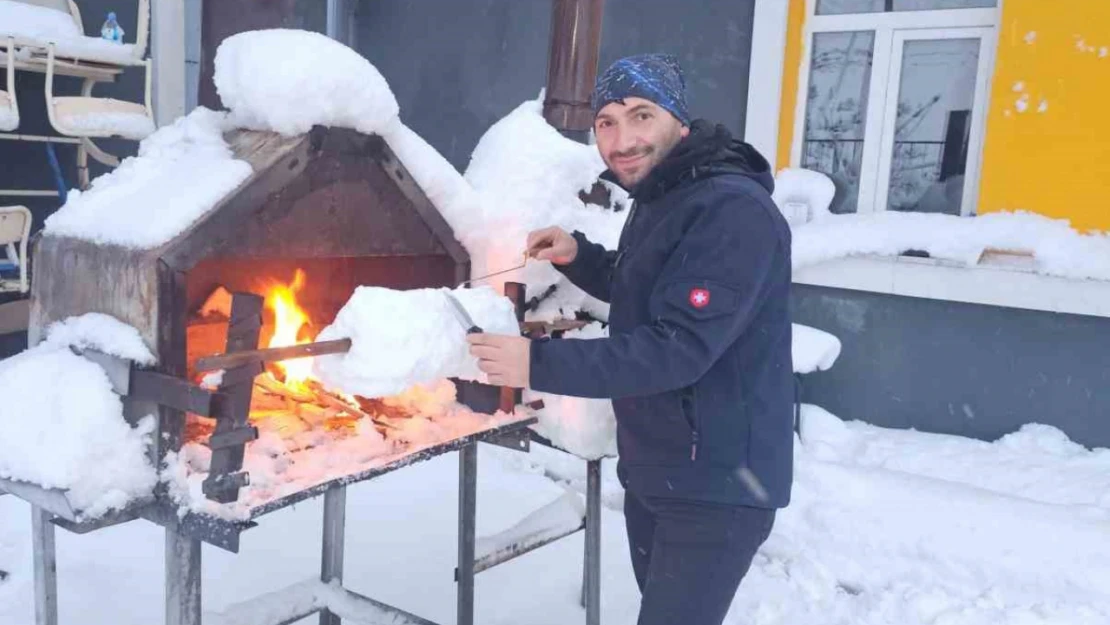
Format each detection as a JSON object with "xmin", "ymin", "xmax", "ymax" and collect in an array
[
  {"xmin": 614, "ymin": 201, "xmax": 642, "ymax": 269},
  {"xmin": 681, "ymin": 388, "xmax": 699, "ymax": 461}
]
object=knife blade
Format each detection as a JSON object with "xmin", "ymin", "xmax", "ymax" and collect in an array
[{"xmin": 444, "ymin": 292, "xmax": 483, "ymax": 334}]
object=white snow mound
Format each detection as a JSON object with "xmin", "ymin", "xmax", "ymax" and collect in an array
[
  {"xmin": 41, "ymin": 312, "xmax": 155, "ymax": 365},
  {"xmin": 312, "ymin": 286, "xmax": 519, "ymax": 398},
  {"xmin": 215, "ymin": 29, "xmax": 399, "ymax": 137},
  {"xmin": 0, "ymin": 315, "xmax": 158, "ymax": 518},
  {"xmin": 792, "ymin": 323, "xmax": 841, "ymax": 374},
  {"xmin": 43, "ymin": 108, "xmax": 252, "ymax": 248}
]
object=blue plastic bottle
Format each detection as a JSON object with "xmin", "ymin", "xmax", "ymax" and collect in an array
[{"xmin": 100, "ymin": 12, "xmax": 125, "ymax": 43}]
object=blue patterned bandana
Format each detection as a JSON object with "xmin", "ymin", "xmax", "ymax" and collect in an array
[{"xmin": 591, "ymin": 53, "xmax": 691, "ymax": 126}]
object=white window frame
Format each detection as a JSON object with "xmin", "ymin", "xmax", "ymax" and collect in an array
[{"xmin": 789, "ymin": 0, "xmax": 1001, "ymax": 215}]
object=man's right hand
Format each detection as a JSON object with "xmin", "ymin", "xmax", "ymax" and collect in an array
[{"xmin": 526, "ymin": 227, "xmax": 579, "ymax": 265}]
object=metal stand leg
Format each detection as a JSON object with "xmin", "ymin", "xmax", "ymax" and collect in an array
[
  {"xmin": 31, "ymin": 506, "xmax": 58, "ymax": 625},
  {"xmin": 75, "ymin": 79, "xmax": 95, "ymax": 190},
  {"xmin": 166, "ymin": 529, "xmax": 202, "ymax": 625},
  {"xmin": 320, "ymin": 486, "xmax": 347, "ymax": 625},
  {"xmin": 457, "ymin": 443, "xmax": 478, "ymax": 625},
  {"xmin": 584, "ymin": 459, "xmax": 602, "ymax": 625}
]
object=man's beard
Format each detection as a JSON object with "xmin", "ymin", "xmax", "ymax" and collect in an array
[{"xmin": 608, "ymin": 129, "xmax": 684, "ymax": 188}]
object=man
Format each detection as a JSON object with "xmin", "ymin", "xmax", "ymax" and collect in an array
[{"xmin": 468, "ymin": 53, "xmax": 793, "ymax": 625}]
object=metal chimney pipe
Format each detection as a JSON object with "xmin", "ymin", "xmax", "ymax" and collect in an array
[{"xmin": 543, "ymin": 0, "xmax": 605, "ymax": 143}]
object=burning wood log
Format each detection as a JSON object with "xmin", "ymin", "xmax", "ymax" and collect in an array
[{"xmin": 194, "ymin": 338, "xmax": 353, "ymax": 372}]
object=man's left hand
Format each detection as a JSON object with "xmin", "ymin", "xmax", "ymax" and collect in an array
[{"xmin": 467, "ymin": 333, "xmax": 531, "ymax": 388}]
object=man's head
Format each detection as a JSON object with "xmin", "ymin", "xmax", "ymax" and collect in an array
[{"xmin": 591, "ymin": 53, "xmax": 691, "ymax": 188}]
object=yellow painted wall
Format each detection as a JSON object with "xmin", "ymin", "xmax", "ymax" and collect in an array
[
  {"xmin": 775, "ymin": 0, "xmax": 807, "ymax": 173},
  {"xmin": 977, "ymin": 1, "xmax": 1110, "ymax": 232}
]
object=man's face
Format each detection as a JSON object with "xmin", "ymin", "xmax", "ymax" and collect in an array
[{"xmin": 594, "ymin": 97, "xmax": 690, "ymax": 188}]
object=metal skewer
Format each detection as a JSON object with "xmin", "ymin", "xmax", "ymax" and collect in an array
[{"xmin": 457, "ymin": 253, "xmax": 529, "ymax": 287}]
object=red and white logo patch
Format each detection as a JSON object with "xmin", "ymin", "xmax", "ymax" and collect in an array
[{"xmin": 689, "ymin": 287, "xmax": 711, "ymax": 309}]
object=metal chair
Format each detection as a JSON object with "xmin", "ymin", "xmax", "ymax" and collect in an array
[
  {"xmin": 0, "ymin": 38, "xmax": 18, "ymax": 132},
  {"xmin": 0, "ymin": 205, "xmax": 32, "ymax": 294},
  {"xmin": 1, "ymin": 0, "xmax": 154, "ymax": 188}
]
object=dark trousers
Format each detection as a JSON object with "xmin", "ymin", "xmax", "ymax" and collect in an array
[{"xmin": 624, "ymin": 491, "xmax": 775, "ymax": 625}]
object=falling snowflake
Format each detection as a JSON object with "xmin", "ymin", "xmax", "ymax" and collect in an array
[
  {"xmin": 1012, "ymin": 81, "xmax": 1025, "ymax": 92},
  {"xmin": 1037, "ymin": 100, "xmax": 1048, "ymax": 113},
  {"xmin": 1024, "ymin": 31, "xmax": 1037, "ymax": 45},
  {"xmin": 1101, "ymin": 47, "xmax": 1108, "ymax": 58},
  {"xmin": 1015, "ymin": 94, "xmax": 1030, "ymax": 113}
]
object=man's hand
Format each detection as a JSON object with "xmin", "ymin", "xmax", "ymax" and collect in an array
[
  {"xmin": 526, "ymin": 227, "xmax": 579, "ymax": 265},
  {"xmin": 467, "ymin": 333, "xmax": 531, "ymax": 388}
]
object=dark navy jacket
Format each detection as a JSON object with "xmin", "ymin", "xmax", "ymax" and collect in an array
[{"xmin": 530, "ymin": 121, "xmax": 794, "ymax": 509}]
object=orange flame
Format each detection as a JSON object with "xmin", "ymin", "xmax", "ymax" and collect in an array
[{"xmin": 265, "ymin": 269, "xmax": 314, "ymax": 386}]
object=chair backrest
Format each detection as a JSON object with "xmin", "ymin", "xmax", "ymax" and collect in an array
[
  {"xmin": 0, "ymin": 206, "xmax": 31, "ymax": 245},
  {"xmin": 14, "ymin": 0, "xmax": 72, "ymax": 15}
]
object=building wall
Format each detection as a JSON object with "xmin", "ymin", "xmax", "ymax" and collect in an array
[
  {"xmin": 355, "ymin": 0, "xmax": 757, "ymax": 170},
  {"xmin": 976, "ymin": 0, "xmax": 1110, "ymax": 232},
  {"xmin": 793, "ymin": 284, "xmax": 1110, "ymax": 449},
  {"xmin": 198, "ymin": 0, "xmax": 325, "ymax": 109}
]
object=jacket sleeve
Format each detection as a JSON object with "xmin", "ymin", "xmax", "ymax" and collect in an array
[
  {"xmin": 553, "ymin": 231, "xmax": 617, "ymax": 303},
  {"xmin": 530, "ymin": 187, "xmax": 784, "ymax": 399}
]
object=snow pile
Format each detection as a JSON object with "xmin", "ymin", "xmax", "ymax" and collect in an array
[
  {"xmin": 739, "ymin": 431, "xmax": 1110, "ymax": 624},
  {"xmin": 0, "ymin": 1, "xmax": 138, "ymax": 65},
  {"xmin": 43, "ymin": 108, "xmax": 253, "ymax": 248},
  {"xmin": 792, "ymin": 323, "xmax": 840, "ymax": 374},
  {"xmin": 214, "ymin": 29, "xmax": 399, "ymax": 137},
  {"xmin": 0, "ymin": 314, "xmax": 157, "ymax": 518},
  {"xmin": 772, "ymin": 167, "xmax": 835, "ymax": 226},
  {"xmin": 794, "ymin": 210, "xmax": 1110, "ymax": 281},
  {"xmin": 381, "ymin": 122, "xmax": 487, "ymax": 241},
  {"xmin": 524, "ymin": 323, "xmax": 617, "ymax": 460},
  {"xmin": 39, "ymin": 312, "xmax": 155, "ymax": 364},
  {"xmin": 462, "ymin": 98, "xmax": 626, "ymax": 322},
  {"xmin": 311, "ymin": 286, "xmax": 519, "ymax": 398},
  {"xmin": 799, "ymin": 404, "xmax": 1110, "ymax": 515}
]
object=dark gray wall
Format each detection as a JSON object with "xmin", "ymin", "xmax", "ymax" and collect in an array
[
  {"xmin": 793, "ymin": 285, "xmax": 1110, "ymax": 449},
  {"xmin": 355, "ymin": 0, "xmax": 756, "ymax": 170},
  {"xmin": 0, "ymin": 0, "xmax": 145, "ymax": 233},
  {"xmin": 198, "ymin": 0, "xmax": 325, "ymax": 109}
]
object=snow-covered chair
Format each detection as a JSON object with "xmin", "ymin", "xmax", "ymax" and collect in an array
[
  {"xmin": 45, "ymin": 42, "xmax": 153, "ymax": 141},
  {"xmin": 772, "ymin": 167, "xmax": 836, "ymax": 227},
  {"xmin": 1, "ymin": 0, "xmax": 155, "ymax": 142},
  {"xmin": 0, "ymin": 205, "xmax": 32, "ymax": 294},
  {"xmin": 0, "ymin": 37, "xmax": 17, "ymax": 131}
]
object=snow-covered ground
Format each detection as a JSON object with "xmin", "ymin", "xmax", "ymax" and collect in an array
[{"xmin": 3, "ymin": 408, "xmax": 1108, "ymax": 625}]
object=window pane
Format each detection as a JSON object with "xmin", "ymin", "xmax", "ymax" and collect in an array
[
  {"xmin": 817, "ymin": 0, "xmax": 996, "ymax": 13},
  {"xmin": 801, "ymin": 31, "xmax": 875, "ymax": 214},
  {"xmin": 817, "ymin": 0, "xmax": 883, "ymax": 14},
  {"xmin": 886, "ymin": 38, "xmax": 981, "ymax": 215},
  {"xmin": 894, "ymin": 0, "xmax": 996, "ymax": 10}
]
